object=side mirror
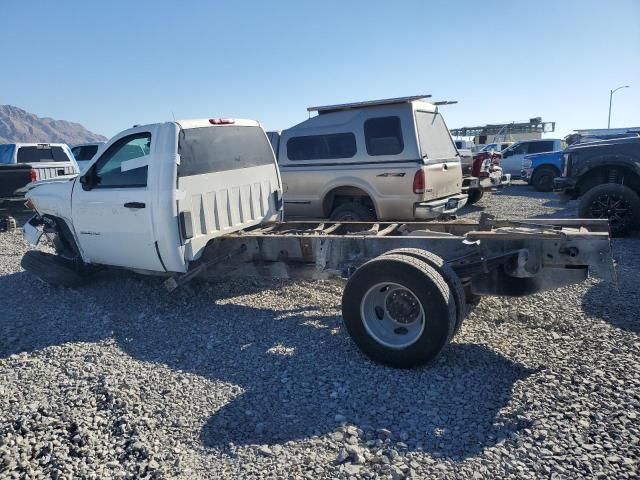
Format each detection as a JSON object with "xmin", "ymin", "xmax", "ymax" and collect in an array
[{"xmin": 80, "ymin": 166, "xmax": 98, "ymax": 191}]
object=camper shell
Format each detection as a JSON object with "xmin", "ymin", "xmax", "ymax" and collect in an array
[{"xmin": 269, "ymin": 96, "xmax": 468, "ymax": 221}]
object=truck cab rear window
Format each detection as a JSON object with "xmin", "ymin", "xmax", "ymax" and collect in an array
[
  {"xmin": 178, "ymin": 126, "xmax": 275, "ymax": 176},
  {"xmin": 286, "ymin": 133, "xmax": 357, "ymax": 161},
  {"xmin": 17, "ymin": 146, "xmax": 69, "ymax": 163}
]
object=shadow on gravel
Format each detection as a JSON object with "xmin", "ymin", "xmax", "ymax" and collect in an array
[
  {"xmin": 582, "ymin": 238, "xmax": 640, "ymax": 333},
  {"xmin": 457, "ymin": 203, "xmax": 485, "ymax": 216},
  {"xmin": 0, "ymin": 268, "xmax": 535, "ymax": 461},
  {"xmin": 198, "ymin": 339, "xmax": 534, "ymax": 460},
  {"xmin": 0, "ymin": 272, "xmax": 111, "ymax": 357}
]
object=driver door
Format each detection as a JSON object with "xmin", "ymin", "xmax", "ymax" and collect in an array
[{"xmin": 71, "ymin": 128, "xmax": 165, "ymax": 271}]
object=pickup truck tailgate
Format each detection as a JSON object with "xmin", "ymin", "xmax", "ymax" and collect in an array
[
  {"xmin": 33, "ymin": 163, "xmax": 77, "ymax": 180},
  {"xmin": 423, "ymin": 158, "xmax": 463, "ymax": 200},
  {"xmin": 0, "ymin": 164, "xmax": 32, "ymax": 198}
]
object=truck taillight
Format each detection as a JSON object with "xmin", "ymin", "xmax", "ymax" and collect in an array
[
  {"xmin": 413, "ymin": 169, "xmax": 425, "ymax": 194},
  {"xmin": 29, "ymin": 169, "xmax": 37, "ymax": 182}
]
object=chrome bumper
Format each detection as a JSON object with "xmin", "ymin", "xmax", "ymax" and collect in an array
[{"xmin": 414, "ymin": 194, "xmax": 469, "ymax": 219}]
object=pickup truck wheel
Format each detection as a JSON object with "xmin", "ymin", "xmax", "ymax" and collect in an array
[
  {"xmin": 532, "ymin": 166, "xmax": 558, "ymax": 192},
  {"xmin": 21, "ymin": 250, "xmax": 87, "ymax": 288},
  {"xmin": 330, "ymin": 202, "xmax": 376, "ymax": 221},
  {"xmin": 467, "ymin": 189, "xmax": 484, "ymax": 205},
  {"xmin": 342, "ymin": 254, "xmax": 456, "ymax": 368},
  {"xmin": 382, "ymin": 248, "xmax": 466, "ymax": 338},
  {"xmin": 578, "ymin": 183, "xmax": 640, "ymax": 237}
]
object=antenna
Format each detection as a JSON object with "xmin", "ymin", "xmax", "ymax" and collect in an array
[{"xmin": 171, "ymin": 111, "xmax": 176, "ymax": 122}]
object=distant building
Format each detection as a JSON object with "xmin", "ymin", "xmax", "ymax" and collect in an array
[{"xmin": 450, "ymin": 118, "xmax": 555, "ymax": 144}]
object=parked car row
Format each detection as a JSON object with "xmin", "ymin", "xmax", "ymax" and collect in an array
[{"xmin": 5, "ymin": 96, "xmax": 638, "ymax": 237}]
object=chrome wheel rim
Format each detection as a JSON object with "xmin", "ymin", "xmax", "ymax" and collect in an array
[{"xmin": 360, "ymin": 282, "xmax": 425, "ymax": 349}]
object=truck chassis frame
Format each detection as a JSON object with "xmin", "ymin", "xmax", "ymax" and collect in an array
[{"xmin": 184, "ymin": 214, "xmax": 614, "ymax": 295}]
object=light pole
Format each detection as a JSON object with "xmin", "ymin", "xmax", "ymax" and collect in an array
[{"xmin": 608, "ymin": 85, "xmax": 629, "ymax": 128}]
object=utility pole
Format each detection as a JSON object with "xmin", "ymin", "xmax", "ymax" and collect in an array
[{"xmin": 608, "ymin": 85, "xmax": 629, "ymax": 128}]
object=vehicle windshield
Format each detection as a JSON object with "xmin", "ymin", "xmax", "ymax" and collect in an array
[
  {"xmin": 481, "ymin": 143, "xmax": 498, "ymax": 152},
  {"xmin": 415, "ymin": 111, "xmax": 457, "ymax": 160}
]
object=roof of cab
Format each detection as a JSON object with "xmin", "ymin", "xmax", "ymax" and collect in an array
[
  {"xmin": 5, "ymin": 143, "xmax": 70, "ymax": 147},
  {"xmin": 284, "ymin": 96, "xmax": 442, "ymax": 134},
  {"xmin": 175, "ymin": 118, "xmax": 260, "ymax": 129}
]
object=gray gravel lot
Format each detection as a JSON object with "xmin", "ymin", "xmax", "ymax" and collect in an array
[{"xmin": 1, "ymin": 184, "xmax": 639, "ymax": 479}]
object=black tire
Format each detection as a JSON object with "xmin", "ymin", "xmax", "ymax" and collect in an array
[
  {"xmin": 21, "ymin": 250, "xmax": 87, "ymax": 288},
  {"xmin": 342, "ymin": 254, "xmax": 456, "ymax": 368},
  {"xmin": 382, "ymin": 248, "xmax": 466, "ymax": 338},
  {"xmin": 330, "ymin": 202, "xmax": 376, "ymax": 221},
  {"xmin": 531, "ymin": 166, "xmax": 558, "ymax": 192},
  {"xmin": 578, "ymin": 183, "xmax": 640, "ymax": 237},
  {"xmin": 467, "ymin": 189, "xmax": 484, "ymax": 205}
]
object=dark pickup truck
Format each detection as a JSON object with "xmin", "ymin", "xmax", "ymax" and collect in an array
[
  {"xmin": 555, "ymin": 136, "xmax": 640, "ymax": 236},
  {"xmin": 0, "ymin": 143, "xmax": 78, "ymax": 201}
]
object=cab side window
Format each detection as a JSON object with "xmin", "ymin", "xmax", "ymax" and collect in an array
[
  {"xmin": 510, "ymin": 143, "xmax": 528, "ymax": 155},
  {"xmin": 528, "ymin": 141, "xmax": 554, "ymax": 154},
  {"xmin": 93, "ymin": 133, "xmax": 151, "ymax": 188},
  {"xmin": 364, "ymin": 116, "xmax": 404, "ymax": 156}
]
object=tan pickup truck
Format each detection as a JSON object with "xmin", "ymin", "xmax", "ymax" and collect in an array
[{"xmin": 268, "ymin": 95, "xmax": 468, "ymax": 221}]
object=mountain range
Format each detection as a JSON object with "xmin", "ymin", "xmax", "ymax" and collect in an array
[{"xmin": 0, "ymin": 105, "xmax": 107, "ymax": 145}]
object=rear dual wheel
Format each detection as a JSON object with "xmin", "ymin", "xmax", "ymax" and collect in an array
[{"xmin": 342, "ymin": 253, "xmax": 460, "ymax": 368}]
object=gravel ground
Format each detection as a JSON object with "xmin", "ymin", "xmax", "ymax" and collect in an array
[{"xmin": 1, "ymin": 184, "xmax": 639, "ymax": 479}]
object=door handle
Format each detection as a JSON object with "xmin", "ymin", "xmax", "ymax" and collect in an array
[{"xmin": 124, "ymin": 202, "xmax": 146, "ymax": 209}]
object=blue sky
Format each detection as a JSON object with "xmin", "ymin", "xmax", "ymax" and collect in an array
[{"xmin": 1, "ymin": 0, "xmax": 638, "ymax": 139}]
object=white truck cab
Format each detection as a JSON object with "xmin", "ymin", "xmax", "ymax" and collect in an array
[{"xmin": 25, "ymin": 118, "xmax": 282, "ymax": 273}]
